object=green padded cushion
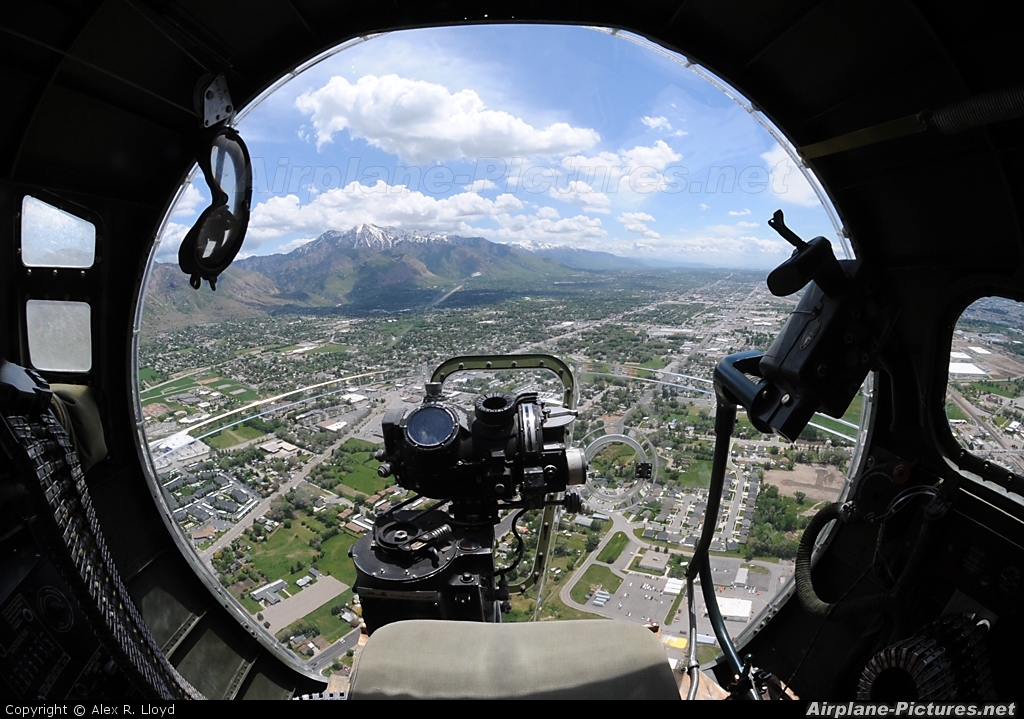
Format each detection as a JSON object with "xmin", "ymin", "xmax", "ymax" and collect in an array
[
  {"xmin": 51, "ymin": 384, "xmax": 107, "ymax": 472},
  {"xmin": 349, "ymin": 619, "xmax": 680, "ymax": 700}
]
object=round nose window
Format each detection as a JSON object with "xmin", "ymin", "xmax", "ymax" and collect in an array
[{"xmin": 136, "ymin": 23, "xmax": 854, "ymax": 671}]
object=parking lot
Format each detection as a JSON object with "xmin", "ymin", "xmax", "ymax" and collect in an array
[{"xmin": 580, "ymin": 555, "xmax": 794, "ymax": 665}]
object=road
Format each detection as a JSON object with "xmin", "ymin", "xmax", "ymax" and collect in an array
[
  {"xmin": 306, "ymin": 628, "xmax": 361, "ymax": 674},
  {"xmin": 197, "ymin": 434, "xmax": 351, "ymax": 566},
  {"xmin": 149, "ymin": 369, "xmax": 386, "ymax": 453}
]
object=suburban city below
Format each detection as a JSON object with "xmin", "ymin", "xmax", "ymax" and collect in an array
[{"xmin": 136, "ymin": 224, "xmax": 1020, "ymax": 677}]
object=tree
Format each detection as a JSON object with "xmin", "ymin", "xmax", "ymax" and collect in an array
[
  {"xmin": 268, "ymin": 496, "xmax": 295, "ymax": 523},
  {"xmin": 795, "ymin": 491, "xmax": 806, "ymax": 505}
]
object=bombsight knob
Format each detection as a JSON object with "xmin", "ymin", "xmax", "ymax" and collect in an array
[
  {"xmin": 474, "ymin": 392, "xmax": 516, "ymax": 426},
  {"xmin": 377, "ymin": 463, "xmax": 392, "ymax": 478},
  {"xmin": 564, "ymin": 491, "xmax": 583, "ymax": 514}
]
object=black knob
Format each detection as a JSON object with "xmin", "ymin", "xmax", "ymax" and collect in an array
[{"xmin": 475, "ymin": 393, "xmax": 516, "ymax": 426}]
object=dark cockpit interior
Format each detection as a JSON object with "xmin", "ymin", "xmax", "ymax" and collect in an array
[{"xmin": 2, "ymin": 0, "xmax": 1024, "ymax": 701}]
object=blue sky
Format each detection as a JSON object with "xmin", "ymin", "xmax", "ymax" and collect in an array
[{"xmin": 161, "ymin": 25, "xmax": 841, "ymax": 269}]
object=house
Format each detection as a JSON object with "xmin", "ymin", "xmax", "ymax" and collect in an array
[{"xmin": 190, "ymin": 524, "xmax": 216, "ymax": 542}]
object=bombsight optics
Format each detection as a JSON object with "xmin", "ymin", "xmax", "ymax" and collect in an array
[{"xmin": 377, "ymin": 381, "xmax": 586, "ymax": 502}]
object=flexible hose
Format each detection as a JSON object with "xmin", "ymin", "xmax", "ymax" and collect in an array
[
  {"xmin": 931, "ymin": 84, "xmax": 1024, "ymax": 135},
  {"xmin": 795, "ymin": 503, "xmax": 842, "ymax": 616},
  {"xmin": 682, "ymin": 399, "xmax": 761, "ymax": 699},
  {"xmin": 794, "ymin": 503, "xmax": 894, "ymax": 619}
]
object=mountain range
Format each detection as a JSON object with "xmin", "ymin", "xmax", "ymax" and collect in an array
[{"xmin": 144, "ymin": 224, "xmax": 647, "ymax": 328}]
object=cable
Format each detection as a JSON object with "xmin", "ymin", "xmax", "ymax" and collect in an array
[
  {"xmin": 685, "ymin": 575, "xmax": 700, "ymax": 700},
  {"xmin": 495, "ymin": 507, "xmax": 530, "ymax": 578}
]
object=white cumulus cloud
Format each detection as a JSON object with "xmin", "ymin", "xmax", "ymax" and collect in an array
[
  {"xmin": 247, "ymin": 183, "xmax": 524, "ymax": 250},
  {"xmin": 464, "ymin": 178, "xmax": 497, "ymax": 192},
  {"xmin": 761, "ymin": 145, "xmax": 819, "ymax": 207},
  {"xmin": 170, "ymin": 183, "xmax": 207, "ymax": 219},
  {"xmin": 621, "ymin": 140, "xmax": 682, "ymax": 171},
  {"xmin": 641, "ymin": 116, "xmax": 671, "ymax": 130},
  {"xmin": 617, "ymin": 211, "xmax": 659, "ymax": 238},
  {"xmin": 548, "ymin": 180, "xmax": 611, "ymax": 214},
  {"xmin": 295, "ymin": 74, "xmax": 600, "ymax": 163},
  {"xmin": 155, "ymin": 220, "xmax": 191, "ymax": 263},
  {"xmin": 485, "ymin": 212, "xmax": 606, "ymax": 244}
]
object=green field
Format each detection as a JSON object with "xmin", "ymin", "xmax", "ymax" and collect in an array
[
  {"xmin": 841, "ymin": 391, "xmax": 865, "ymax": 423},
  {"xmin": 808, "ymin": 414, "xmax": 858, "ymax": 442},
  {"xmin": 947, "ymin": 403, "xmax": 967, "ymax": 421},
  {"xmin": 597, "ymin": 531, "xmax": 629, "ymax": 564},
  {"xmin": 339, "ymin": 461, "xmax": 389, "ymax": 496},
  {"xmin": 569, "ymin": 564, "xmax": 623, "ymax": 604},
  {"xmin": 277, "ymin": 589, "xmax": 355, "ymax": 644},
  {"xmin": 139, "ymin": 375, "xmax": 200, "ymax": 403},
  {"xmin": 971, "ymin": 380, "xmax": 1022, "ymax": 398},
  {"xmin": 315, "ymin": 531, "xmax": 360, "ymax": 587},
  {"xmin": 331, "ymin": 440, "xmax": 389, "ymax": 496},
  {"xmin": 246, "ymin": 515, "xmax": 360, "ymax": 593},
  {"xmin": 248, "ymin": 523, "xmax": 322, "ymax": 591},
  {"xmin": 622, "ymin": 356, "xmax": 667, "ymax": 373},
  {"xmin": 139, "ymin": 373, "xmax": 259, "ymax": 406},
  {"xmin": 205, "ymin": 424, "xmax": 266, "ymax": 449},
  {"xmin": 677, "ymin": 459, "xmax": 713, "ymax": 488}
]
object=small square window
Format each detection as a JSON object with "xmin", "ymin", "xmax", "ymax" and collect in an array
[
  {"xmin": 21, "ymin": 195, "xmax": 96, "ymax": 268},
  {"xmin": 26, "ymin": 300, "xmax": 92, "ymax": 372}
]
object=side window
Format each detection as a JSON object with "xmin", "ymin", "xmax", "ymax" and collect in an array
[
  {"xmin": 26, "ymin": 300, "xmax": 93, "ymax": 372},
  {"xmin": 19, "ymin": 196, "xmax": 97, "ymax": 373},
  {"xmin": 946, "ymin": 297, "xmax": 1024, "ymax": 477},
  {"xmin": 20, "ymin": 195, "xmax": 96, "ymax": 268}
]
